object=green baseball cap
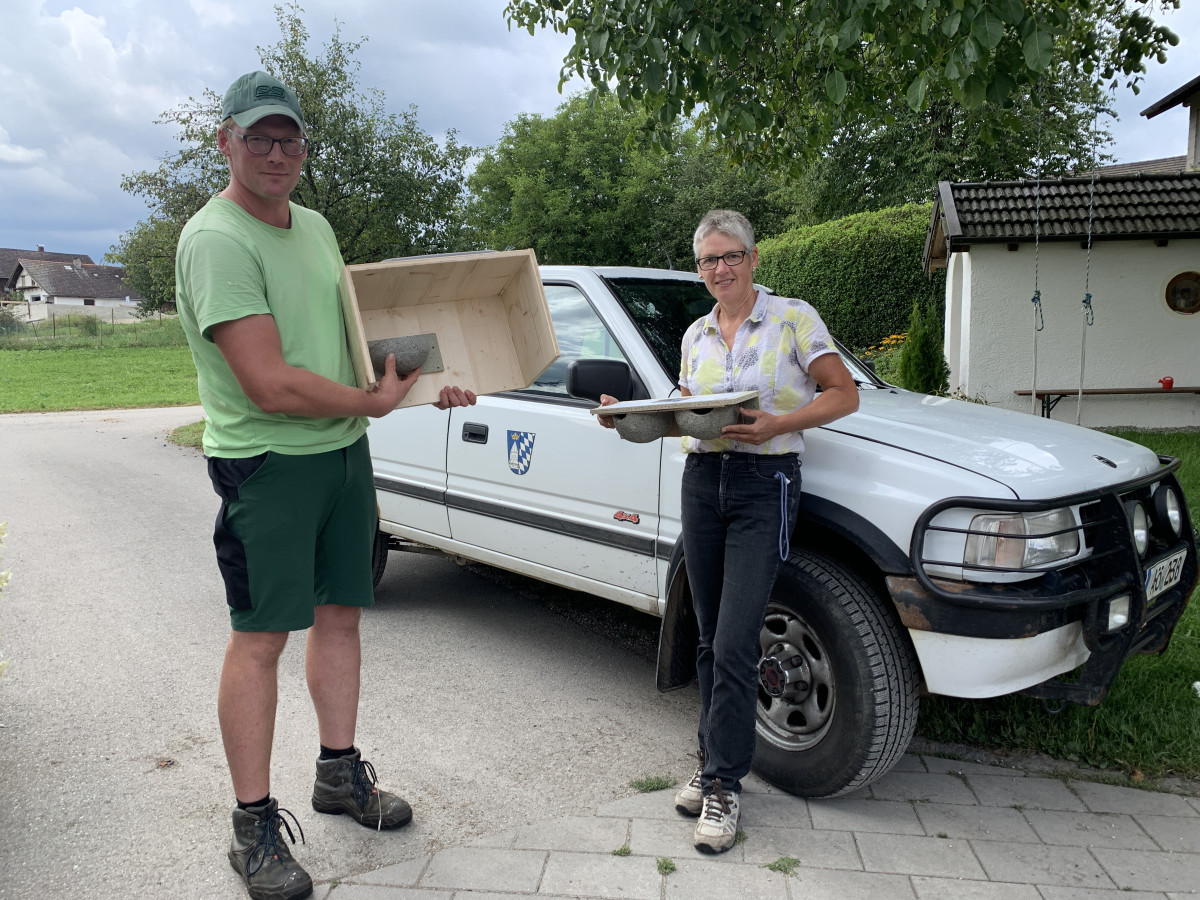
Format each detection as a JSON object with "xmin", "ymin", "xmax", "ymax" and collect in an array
[{"xmin": 221, "ymin": 71, "xmax": 307, "ymax": 131}]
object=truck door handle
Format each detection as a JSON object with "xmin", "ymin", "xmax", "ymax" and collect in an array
[{"xmin": 462, "ymin": 423, "xmax": 488, "ymax": 444}]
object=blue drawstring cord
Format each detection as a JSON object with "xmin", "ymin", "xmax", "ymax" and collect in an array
[{"xmin": 774, "ymin": 471, "xmax": 791, "ymax": 561}]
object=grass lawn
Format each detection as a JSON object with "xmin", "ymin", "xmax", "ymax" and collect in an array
[
  {"xmin": 0, "ymin": 317, "xmax": 199, "ymax": 412},
  {"xmin": 0, "ymin": 346, "xmax": 199, "ymax": 412},
  {"xmin": 918, "ymin": 428, "xmax": 1200, "ymax": 783}
]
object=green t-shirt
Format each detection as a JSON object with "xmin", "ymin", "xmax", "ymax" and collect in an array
[{"xmin": 176, "ymin": 197, "xmax": 367, "ymax": 457}]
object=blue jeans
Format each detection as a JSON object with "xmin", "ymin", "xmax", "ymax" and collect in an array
[{"xmin": 681, "ymin": 451, "xmax": 802, "ymax": 795}]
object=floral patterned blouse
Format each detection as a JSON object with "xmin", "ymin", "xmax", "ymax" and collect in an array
[{"xmin": 678, "ymin": 288, "xmax": 837, "ymax": 455}]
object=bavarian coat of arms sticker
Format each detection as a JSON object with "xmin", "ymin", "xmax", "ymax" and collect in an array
[{"xmin": 507, "ymin": 430, "xmax": 536, "ymax": 475}]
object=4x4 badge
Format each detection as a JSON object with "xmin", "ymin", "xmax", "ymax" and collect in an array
[{"xmin": 508, "ymin": 430, "xmax": 536, "ymax": 475}]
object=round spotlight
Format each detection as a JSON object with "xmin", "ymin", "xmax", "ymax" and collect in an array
[
  {"xmin": 1125, "ymin": 501, "xmax": 1149, "ymax": 557},
  {"xmin": 1153, "ymin": 486, "xmax": 1183, "ymax": 539}
]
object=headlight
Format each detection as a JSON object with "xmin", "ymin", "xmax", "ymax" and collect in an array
[
  {"xmin": 1125, "ymin": 500, "xmax": 1149, "ymax": 557},
  {"xmin": 1153, "ymin": 486, "xmax": 1183, "ymax": 539},
  {"xmin": 964, "ymin": 508, "xmax": 1080, "ymax": 570}
]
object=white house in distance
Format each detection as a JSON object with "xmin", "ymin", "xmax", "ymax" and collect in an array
[
  {"xmin": 8, "ymin": 257, "xmax": 142, "ymax": 309},
  {"xmin": 923, "ymin": 75, "xmax": 1200, "ymax": 430}
]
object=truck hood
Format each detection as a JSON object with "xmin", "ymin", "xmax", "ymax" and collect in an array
[{"xmin": 824, "ymin": 387, "xmax": 1163, "ymax": 500}]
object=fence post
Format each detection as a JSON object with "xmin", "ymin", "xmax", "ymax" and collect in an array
[{"xmin": 52, "ymin": 311, "xmax": 56, "ymax": 337}]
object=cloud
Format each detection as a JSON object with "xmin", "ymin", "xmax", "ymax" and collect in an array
[
  {"xmin": 0, "ymin": 126, "xmax": 45, "ymax": 165},
  {"xmin": 188, "ymin": 0, "xmax": 238, "ymax": 29},
  {"xmin": 2, "ymin": 0, "xmax": 1190, "ymax": 266}
]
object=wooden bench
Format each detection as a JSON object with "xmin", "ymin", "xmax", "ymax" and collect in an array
[{"xmin": 1014, "ymin": 386, "xmax": 1200, "ymax": 418}]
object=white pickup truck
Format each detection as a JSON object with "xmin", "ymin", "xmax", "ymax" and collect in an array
[{"xmin": 369, "ymin": 264, "xmax": 1197, "ymax": 798}]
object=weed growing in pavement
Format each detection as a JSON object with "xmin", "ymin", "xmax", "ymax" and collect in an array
[
  {"xmin": 629, "ymin": 775, "xmax": 675, "ymax": 792},
  {"xmin": 656, "ymin": 857, "xmax": 675, "ymax": 875},
  {"xmin": 612, "ymin": 845, "xmax": 630, "ymax": 856},
  {"xmin": 765, "ymin": 857, "xmax": 799, "ymax": 875},
  {"xmin": 169, "ymin": 420, "xmax": 206, "ymax": 450}
]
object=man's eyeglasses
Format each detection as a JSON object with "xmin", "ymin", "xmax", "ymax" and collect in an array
[
  {"xmin": 696, "ymin": 250, "xmax": 749, "ymax": 271},
  {"xmin": 229, "ymin": 130, "xmax": 309, "ymax": 157}
]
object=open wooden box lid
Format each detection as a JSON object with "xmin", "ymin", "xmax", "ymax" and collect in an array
[{"xmin": 339, "ymin": 250, "xmax": 560, "ymax": 409}]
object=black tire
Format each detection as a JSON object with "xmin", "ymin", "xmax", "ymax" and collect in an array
[
  {"xmin": 370, "ymin": 527, "xmax": 389, "ymax": 591},
  {"xmin": 752, "ymin": 548, "xmax": 919, "ymax": 798}
]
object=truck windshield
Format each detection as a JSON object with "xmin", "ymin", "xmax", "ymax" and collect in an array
[{"xmin": 602, "ymin": 275, "xmax": 881, "ymax": 387}]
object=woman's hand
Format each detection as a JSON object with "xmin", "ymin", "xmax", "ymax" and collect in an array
[
  {"xmin": 434, "ymin": 385, "xmax": 477, "ymax": 409},
  {"xmin": 720, "ymin": 406, "xmax": 781, "ymax": 445},
  {"xmin": 597, "ymin": 393, "xmax": 619, "ymax": 429}
]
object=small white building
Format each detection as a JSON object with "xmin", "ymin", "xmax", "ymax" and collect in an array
[
  {"xmin": 10, "ymin": 258, "xmax": 141, "ymax": 310},
  {"xmin": 923, "ymin": 76, "xmax": 1200, "ymax": 430}
]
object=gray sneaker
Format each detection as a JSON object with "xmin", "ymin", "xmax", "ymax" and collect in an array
[
  {"xmin": 227, "ymin": 799, "xmax": 313, "ymax": 900},
  {"xmin": 693, "ymin": 779, "xmax": 740, "ymax": 854},
  {"xmin": 673, "ymin": 749, "xmax": 705, "ymax": 816},
  {"xmin": 312, "ymin": 749, "xmax": 412, "ymax": 829}
]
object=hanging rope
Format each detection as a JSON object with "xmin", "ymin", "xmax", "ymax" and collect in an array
[
  {"xmin": 1029, "ymin": 81, "xmax": 1045, "ymax": 416},
  {"xmin": 1075, "ymin": 103, "xmax": 1101, "ymax": 425}
]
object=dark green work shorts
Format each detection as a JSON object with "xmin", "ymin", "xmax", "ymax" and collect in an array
[{"xmin": 206, "ymin": 434, "xmax": 375, "ymax": 632}]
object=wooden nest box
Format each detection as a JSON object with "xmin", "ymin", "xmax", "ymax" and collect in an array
[{"xmin": 339, "ymin": 249, "xmax": 559, "ymax": 409}]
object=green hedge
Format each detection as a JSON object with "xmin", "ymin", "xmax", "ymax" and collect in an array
[{"xmin": 756, "ymin": 203, "xmax": 945, "ymax": 353}]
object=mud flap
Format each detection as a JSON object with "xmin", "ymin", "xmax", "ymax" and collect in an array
[{"xmin": 656, "ymin": 558, "xmax": 698, "ymax": 692}]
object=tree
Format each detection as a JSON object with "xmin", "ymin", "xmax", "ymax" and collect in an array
[
  {"xmin": 117, "ymin": 218, "xmax": 185, "ymax": 314},
  {"xmin": 504, "ymin": 0, "xmax": 1180, "ymax": 175},
  {"xmin": 787, "ymin": 63, "xmax": 1113, "ymax": 224},
  {"xmin": 467, "ymin": 93, "xmax": 797, "ymax": 267},
  {"xmin": 897, "ymin": 300, "xmax": 950, "ymax": 394},
  {"xmin": 110, "ymin": 3, "xmax": 474, "ymax": 298},
  {"xmin": 791, "ymin": 66, "xmax": 1114, "ymax": 223}
]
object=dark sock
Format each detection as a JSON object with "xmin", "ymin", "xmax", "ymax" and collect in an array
[
  {"xmin": 237, "ymin": 794, "xmax": 270, "ymax": 810},
  {"xmin": 319, "ymin": 744, "xmax": 356, "ymax": 760}
]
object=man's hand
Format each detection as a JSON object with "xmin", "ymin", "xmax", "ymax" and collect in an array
[{"xmin": 366, "ymin": 353, "xmax": 420, "ymax": 416}]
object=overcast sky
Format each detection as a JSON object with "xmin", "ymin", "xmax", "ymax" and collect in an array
[{"xmin": 1, "ymin": 0, "xmax": 1197, "ymax": 267}]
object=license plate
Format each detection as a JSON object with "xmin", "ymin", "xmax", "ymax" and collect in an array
[{"xmin": 1145, "ymin": 549, "xmax": 1188, "ymax": 603}]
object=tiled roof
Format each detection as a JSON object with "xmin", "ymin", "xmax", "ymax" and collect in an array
[
  {"xmin": 923, "ymin": 172, "xmax": 1200, "ymax": 272},
  {"xmin": 16, "ymin": 259, "xmax": 142, "ymax": 301},
  {"xmin": 1, "ymin": 248, "xmax": 95, "ymax": 289},
  {"xmin": 1085, "ymin": 156, "xmax": 1187, "ymax": 177}
]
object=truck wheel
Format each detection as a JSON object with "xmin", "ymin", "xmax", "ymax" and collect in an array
[
  {"xmin": 753, "ymin": 548, "xmax": 918, "ymax": 798},
  {"xmin": 371, "ymin": 527, "xmax": 389, "ymax": 590}
]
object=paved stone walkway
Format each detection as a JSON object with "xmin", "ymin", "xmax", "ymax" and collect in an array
[{"xmin": 312, "ymin": 752, "xmax": 1200, "ymax": 899}]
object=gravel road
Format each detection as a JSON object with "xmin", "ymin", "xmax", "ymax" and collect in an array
[{"xmin": 0, "ymin": 407, "xmax": 698, "ymax": 898}]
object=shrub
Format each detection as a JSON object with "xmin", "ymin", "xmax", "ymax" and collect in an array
[
  {"xmin": 896, "ymin": 301, "xmax": 950, "ymax": 394},
  {"xmin": 756, "ymin": 203, "xmax": 944, "ymax": 354},
  {"xmin": 0, "ymin": 305, "xmax": 26, "ymax": 336},
  {"xmin": 78, "ymin": 315, "xmax": 103, "ymax": 336}
]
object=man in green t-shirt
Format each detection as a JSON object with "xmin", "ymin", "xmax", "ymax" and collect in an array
[{"xmin": 177, "ymin": 70, "xmax": 476, "ymax": 900}]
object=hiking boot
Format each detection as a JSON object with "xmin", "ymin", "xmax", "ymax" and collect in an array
[
  {"xmin": 312, "ymin": 749, "xmax": 412, "ymax": 829},
  {"xmin": 693, "ymin": 779, "xmax": 740, "ymax": 854},
  {"xmin": 673, "ymin": 749, "xmax": 705, "ymax": 816},
  {"xmin": 227, "ymin": 799, "xmax": 312, "ymax": 900}
]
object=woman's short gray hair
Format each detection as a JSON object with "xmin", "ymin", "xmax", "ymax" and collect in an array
[{"xmin": 693, "ymin": 209, "xmax": 756, "ymax": 258}]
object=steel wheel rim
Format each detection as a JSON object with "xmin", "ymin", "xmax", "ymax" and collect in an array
[{"xmin": 755, "ymin": 600, "xmax": 836, "ymax": 751}]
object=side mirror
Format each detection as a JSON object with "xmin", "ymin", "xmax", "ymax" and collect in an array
[{"xmin": 567, "ymin": 359, "xmax": 647, "ymax": 403}]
